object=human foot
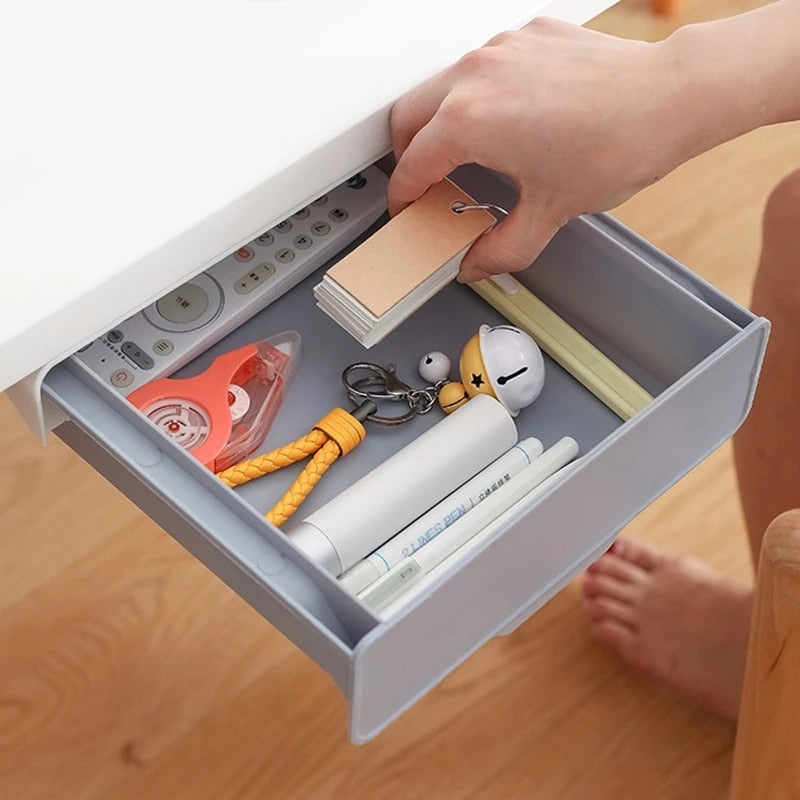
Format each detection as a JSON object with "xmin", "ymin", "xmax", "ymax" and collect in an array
[{"xmin": 581, "ymin": 538, "xmax": 753, "ymax": 719}]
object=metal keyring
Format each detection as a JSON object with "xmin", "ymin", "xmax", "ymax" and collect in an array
[{"xmin": 451, "ymin": 201, "xmax": 509, "ymax": 219}]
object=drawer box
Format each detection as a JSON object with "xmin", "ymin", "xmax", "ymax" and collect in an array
[{"xmin": 41, "ymin": 165, "xmax": 768, "ymax": 743}]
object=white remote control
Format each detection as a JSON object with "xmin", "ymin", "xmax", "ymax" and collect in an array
[{"xmin": 73, "ymin": 167, "xmax": 388, "ymax": 394}]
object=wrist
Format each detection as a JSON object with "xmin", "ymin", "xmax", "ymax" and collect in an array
[{"xmin": 661, "ymin": 1, "xmax": 800, "ymax": 161}]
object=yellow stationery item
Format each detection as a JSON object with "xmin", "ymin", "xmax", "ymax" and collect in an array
[{"xmin": 470, "ymin": 274, "xmax": 653, "ymax": 420}]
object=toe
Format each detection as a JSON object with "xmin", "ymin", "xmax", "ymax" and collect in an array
[
  {"xmin": 583, "ymin": 595, "xmax": 638, "ymax": 627},
  {"xmin": 587, "ymin": 552, "xmax": 648, "ymax": 586},
  {"xmin": 612, "ymin": 538, "xmax": 662, "ymax": 572},
  {"xmin": 582, "ymin": 572, "xmax": 639, "ymax": 603}
]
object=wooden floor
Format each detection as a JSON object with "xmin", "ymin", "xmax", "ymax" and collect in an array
[{"xmin": 2, "ymin": 1, "xmax": 798, "ymax": 797}]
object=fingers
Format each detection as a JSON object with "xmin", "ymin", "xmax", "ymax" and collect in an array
[
  {"xmin": 457, "ymin": 192, "xmax": 564, "ymax": 282},
  {"xmin": 388, "ymin": 70, "xmax": 460, "ymax": 217},
  {"xmin": 390, "ymin": 70, "xmax": 453, "ymax": 164},
  {"xmin": 387, "ymin": 110, "xmax": 466, "ymax": 216}
]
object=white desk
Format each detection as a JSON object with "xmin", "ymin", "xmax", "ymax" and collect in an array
[{"xmin": 2, "ymin": 0, "xmax": 613, "ymax": 433}]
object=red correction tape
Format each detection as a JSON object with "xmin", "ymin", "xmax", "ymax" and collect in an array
[{"xmin": 128, "ymin": 331, "xmax": 301, "ymax": 472}]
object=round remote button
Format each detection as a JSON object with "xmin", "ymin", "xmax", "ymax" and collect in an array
[
  {"xmin": 311, "ymin": 221, "xmax": 330, "ymax": 236},
  {"xmin": 255, "ymin": 231, "xmax": 275, "ymax": 247},
  {"xmin": 346, "ymin": 173, "xmax": 367, "ymax": 189},
  {"xmin": 276, "ymin": 247, "xmax": 295, "ymax": 263},
  {"xmin": 293, "ymin": 234, "xmax": 312, "ymax": 250},
  {"xmin": 155, "ymin": 282, "xmax": 208, "ymax": 324},
  {"xmin": 143, "ymin": 274, "xmax": 223, "ymax": 333},
  {"xmin": 234, "ymin": 246, "xmax": 254, "ymax": 262},
  {"xmin": 311, "ymin": 194, "xmax": 328, "ymax": 207},
  {"xmin": 153, "ymin": 339, "xmax": 175, "ymax": 356},
  {"xmin": 328, "ymin": 207, "xmax": 349, "ymax": 223},
  {"xmin": 111, "ymin": 368, "xmax": 134, "ymax": 388},
  {"xmin": 107, "ymin": 329, "xmax": 124, "ymax": 343},
  {"xmin": 273, "ymin": 220, "xmax": 293, "ymax": 234},
  {"xmin": 293, "ymin": 207, "xmax": 310, "ymax": 220}
]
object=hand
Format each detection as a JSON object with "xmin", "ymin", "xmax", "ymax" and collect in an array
[{"xmin": 388, "ymin": 18, "xmax": 684, "ymax": 282}]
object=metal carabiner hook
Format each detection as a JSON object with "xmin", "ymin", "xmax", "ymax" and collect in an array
[
  {"xmin": 342, "ymin": 363, "xmax": 411, "ymax": 401},
  {"xmin": 341, "ymin": 363, "xmax": 435, "ymax": 426}
]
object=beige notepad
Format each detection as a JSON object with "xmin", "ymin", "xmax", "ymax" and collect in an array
[{"xmin": 314, "ymin": 179, "xmax": 496, "ymax": 347}]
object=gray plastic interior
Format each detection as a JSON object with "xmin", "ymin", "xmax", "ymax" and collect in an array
[{"xmin": 155, "ymin": 214, "xmax": 743, "ymax": 524}]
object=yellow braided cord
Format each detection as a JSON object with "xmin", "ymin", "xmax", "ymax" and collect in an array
[
  {"xmin": 217, "ymin": 407, "xmax": 368, "ymax": 526},
  {"xmin": 216, "ymin": 428, "xmax": 327, "ymax": 488},
  {"xmin": 266, "ymin": 439, "xmax": 342, "ymax": 526},
  {"xmin": 313, "ymin": 407, "xmax": 366, "ymax": 456}
]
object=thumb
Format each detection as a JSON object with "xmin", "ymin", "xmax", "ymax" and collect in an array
[
  {"xmin": 457, "ymin": 194, "xmax": 563, "ymax": 283},
  {"xmin": 387, "ymin": 114, "xmax": 465, "ymax": 217}
]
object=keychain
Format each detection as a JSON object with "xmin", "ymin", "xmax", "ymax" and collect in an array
[{"xmin": 216, "ymin": 363, "xmax": 443, "ymax": 526}]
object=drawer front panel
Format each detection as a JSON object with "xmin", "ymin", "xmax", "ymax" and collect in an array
[{"xmin": 351, "ymin": 318, "xmax": 768, "ymax": 741}]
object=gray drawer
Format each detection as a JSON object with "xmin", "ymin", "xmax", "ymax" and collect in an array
[{"xmin": 42, "ymin": 166, "xmax": 768, "ymax": 743}]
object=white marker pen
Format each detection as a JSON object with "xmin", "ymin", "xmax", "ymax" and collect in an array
[
  {"xmin": 338, "ymin": 437, "xmax": 544, "ymax": 595},
  {"xmin": 356, "ymin": 436, "xmax": 580, "ymax": 614}
]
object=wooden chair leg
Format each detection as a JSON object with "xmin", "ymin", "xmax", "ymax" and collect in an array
[{"xmin": 730, "ymin": 510, "xmax": 800, "ymax": 800}]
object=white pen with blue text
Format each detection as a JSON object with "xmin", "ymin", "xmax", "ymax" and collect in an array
[{"xmin": 338, "ymin": 437, "xmax": 544, "ymax": 595}]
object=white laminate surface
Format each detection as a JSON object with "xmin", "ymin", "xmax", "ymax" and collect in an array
[{"xmin": 1, "ymin": 0, "xmax": 614, "ymax": 397}]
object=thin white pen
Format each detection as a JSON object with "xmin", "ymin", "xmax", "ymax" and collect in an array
[
  {"xmin": 356, "ymin": 436, "xmax": 580, "ymax": 614},
  {"xmin": 377, "ymin": 457, "xmax": 584, "ymax": 619},
  {"xmin": 338, "ymin": 437, "xmax": 544, "ymax": 595}
]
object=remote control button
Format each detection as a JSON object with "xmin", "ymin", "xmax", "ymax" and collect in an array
[
  {"xmin": 155, "ymin": 282, "xmax": 209, "ymax": 324},
  {"xmin": 234, "ymin": 246, "xmax": 254, "ymax": 262},
  {"xmin": 152, "ymin": 339, "xmax": 174, "ymax": 356},
  {"xmin": 293, "ymin": 234, "xmax": 312, "ymax": 250},
  {"xmin": 110, "ymin": 368, "xmax": 134, "ymax": 388},
  {"xmin": 256, "ymin": 261, "xmax": 276, "ymax": 279},
  {"xmin": 346, "ymin": 173, "xmax": 367, "ymax": 189},
  {"xmin": 293, "ymin": 207, "xmax": 310, "ymax": 220},
  {"xmin": 143, "ymin": 274, "xmax": 223, "ymax": 333},
  {"xmin": 107, "ymin": 329, "xmax": 124, "ymax": 343},
  {"xmin": 311, "ymin": 194, "xmax": 328, "ymax": 207},
  {"xmin": 273, "ymin": 220, "xmax": 293, "ymax": 234},
  {"xmin": 234, "ymin": 262, "xmax": 276, "ymax": 294},
  {"xmin": 122, "ymin": 341, "xmax": 155, "ymax": 370},
  {"xmin": 311, "ymin": 221, "xmax": 330, "ymax": 236},
  {"xmin": 329, "ymin": 207, "xmax": 349, "ymax": 223},
  {"xmin": 255, "ymin": 231, "xmax": 274, "ymax": 247},
  {"xmin": 275, "ymin": 247, "xmax": 295, "ymax": 264}
]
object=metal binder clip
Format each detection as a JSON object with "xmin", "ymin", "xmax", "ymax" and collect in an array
[{"xmin": 341, "ymin": 362, "xmax": 443, "ymax": 426}]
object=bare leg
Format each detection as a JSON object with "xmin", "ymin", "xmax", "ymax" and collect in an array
[
  {"xmin": 733, "ymin": 168, "xmax": 800, "ymax": 560},
  {"xmin": 582, "ymin": 168, "xmax": 800, "ymax": 719}
]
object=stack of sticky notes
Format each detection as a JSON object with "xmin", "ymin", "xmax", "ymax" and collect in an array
[{"xmin": 314, "ymin": 179, "xmax": 495, "ymax": 348}]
